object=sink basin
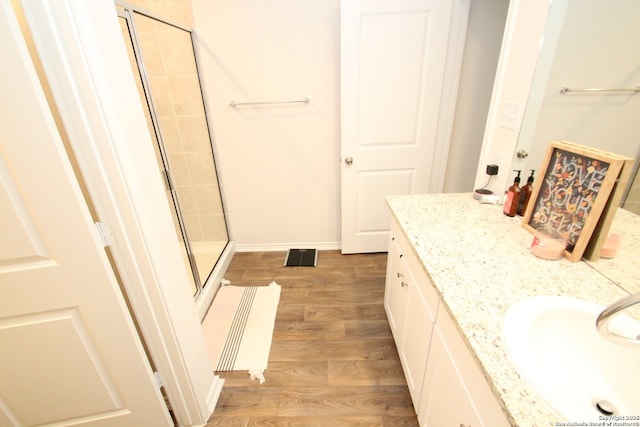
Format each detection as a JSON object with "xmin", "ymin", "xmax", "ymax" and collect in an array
[{"xmin": 503, "ymin": 296, "xmax": 640, "ymax": 421}]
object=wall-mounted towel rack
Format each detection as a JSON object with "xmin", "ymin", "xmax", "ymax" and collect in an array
[
  {"xmin": 229, "ymin": 97, "xmax": 310, "ymax": 108},
  {"xmin": 560, "ymin": 86, "xmax": 640, "ymax": 94}
]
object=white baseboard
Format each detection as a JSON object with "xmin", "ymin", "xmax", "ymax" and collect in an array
[{"xmin": 234, "ymin": 242, "xmax": 341, "ymax": 252}]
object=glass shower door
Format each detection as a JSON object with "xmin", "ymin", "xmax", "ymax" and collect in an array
[{"xmin": 118, "ymin": 7, "xmax": 229, "ymax": 297}]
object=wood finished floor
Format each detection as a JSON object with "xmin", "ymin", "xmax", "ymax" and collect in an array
[{"xmin": 206, "ymin": 250, "xmax": 419, "ymax": 427}]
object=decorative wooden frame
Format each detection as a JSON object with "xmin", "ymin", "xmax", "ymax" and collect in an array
[{"xmin": 522, "ymin": 141, "xmax": 630, "ymax": 262}]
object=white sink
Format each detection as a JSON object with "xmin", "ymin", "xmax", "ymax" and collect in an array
[{"xmin": 503, "ymin": 295, "xmax": 640, "ymax": 421}]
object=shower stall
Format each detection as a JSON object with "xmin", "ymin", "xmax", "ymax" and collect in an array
[{"xmin": 116, "ymin": 4, "xmax": 229, "ymax": 299}]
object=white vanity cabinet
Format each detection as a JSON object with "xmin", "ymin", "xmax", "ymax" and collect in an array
[
  {"xmin": 384, "ymin": 218, "xmax": 438, "ymax": 409},
  {"xmin": 418, "ymin": 306, "xmax": 510, "ymax": 427},
  {"xmin": 385, "ymin": 216, "xmax": 510, "ymax": 427},
  {"xmin": 419, "ymin": 321, "xmax": 483, "ymax": 427}
]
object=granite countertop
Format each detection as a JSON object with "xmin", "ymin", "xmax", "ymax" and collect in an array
[{"xmin": 386, "ymin": 193, "xmax": 637, "ymax": 427}]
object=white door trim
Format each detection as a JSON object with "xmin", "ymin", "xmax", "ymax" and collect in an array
[{"xmin": 19, "ymin": 0, "xmax": 222, "ymax": 424}]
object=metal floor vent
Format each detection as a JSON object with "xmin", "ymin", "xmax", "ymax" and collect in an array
[{"xmin": 284, "ymin": 249, "xmax": 318, "ymax": 267}]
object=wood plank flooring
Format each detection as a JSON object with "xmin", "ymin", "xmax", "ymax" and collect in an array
[{"xmin": 206, "ymin": 250, "xmax": 419, "ymax": 427}]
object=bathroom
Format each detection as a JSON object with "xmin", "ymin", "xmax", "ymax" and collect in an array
[
  {"xmin": 118, "ymin": 0, "xmax": 640, "ymax": 278},
  {"xmin": 115, "ymin": 0, "xmax": 640, "ymax": 260},
  {"xmin": 120, "ymin": 0, "xmax": 640, "ymax": 423},
  {"xmin": 112, "ymin": 0, "xmax": 510, "ymax": 311},
  {"xmin": 2, "ymin": 0, "xmax": 639, "ymax": 425}
]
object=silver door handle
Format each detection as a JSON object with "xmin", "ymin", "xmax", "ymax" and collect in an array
[{"xmin": 344, "ymin": 156, "xmax": 353, "ymax": 165}]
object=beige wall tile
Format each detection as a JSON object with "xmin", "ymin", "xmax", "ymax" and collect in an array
[
  {"xmin": 192, "ymin": 184, "xmax": 223, "ymax": 215},
  {"xmin": 183, "ymin": 214, "xmax": 204, "ymax": 241},
  {"xmin": 146, "ymin": 0, "xmax": 194, "ymax": 28},
  {"xmin": 176, "ymin": 115, "xmax": 211, "ymax": 152},
  {"xmin": 185, "ymin": 153, "xmax": 216, "ymax": 185},
  {"xmin": 147, "ymin": 75, "xmax": 175, "ymax": 117},
  {"xmin": 167, "ymin": 153, "xmax": 190, "ymax": 185},
  {"xmin": 137, "ymin": 32, "xmax": 166, "ymax": 77},
  {"xmin": 168, "ymin": 75, "xmax": 203, "ymax": 116},
  {"xmin": 201, "ymin": 214, "xmax": 228, "ymax": 241},
  {"xmin": 157, "ymin": 29, "xmax": 196, "ymax": 76},
  {"xmin": 157, "ymin": 116, "xmax": 183, "ymax": 153},
  {"xmin": 175, "ymin": 186, "xmax": 197, "ymax": 215}
]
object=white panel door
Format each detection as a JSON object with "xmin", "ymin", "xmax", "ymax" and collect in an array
[
  {"xmin": 0, "ymin": 4, "xmax": 171, "ymax": 426},
  {"xmin": 341, "ymin": 0, "xmax": 468, "ymax": 253}
]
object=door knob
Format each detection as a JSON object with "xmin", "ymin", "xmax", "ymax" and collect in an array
[
  {"xmin": 517, "ymin": 150, "xmax": 529, "ymax": 158},
  {"xmin": 344, "ymin": 156, "xmax": 353, "ymax": 165}
]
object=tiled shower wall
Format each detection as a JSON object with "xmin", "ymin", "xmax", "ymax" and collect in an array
[{"xmin": 125, "ymin": 0, "xmax": 227, "ymax": 243}]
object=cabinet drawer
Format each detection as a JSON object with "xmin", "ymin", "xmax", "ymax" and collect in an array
[{"xmin": 389, "ymin": 217, "xmax": 439, "ymax": 321}]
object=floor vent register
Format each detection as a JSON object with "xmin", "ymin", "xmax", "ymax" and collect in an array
[{"xmin": 284, "ymin": 249, "xmax": 318, "ymax": 267}]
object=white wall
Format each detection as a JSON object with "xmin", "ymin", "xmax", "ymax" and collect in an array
[
  {"xmin": 192, "ymin": 0, "xmax": 509, "ymax": 249},
  {"xmin": 192, "ymin": 0, "xmax": 341, "ymax": 250}
]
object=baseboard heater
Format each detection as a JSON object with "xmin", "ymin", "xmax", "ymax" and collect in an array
[{"xmin": 284, "ymin": 249, "xmax": 318, "ymax": 267}]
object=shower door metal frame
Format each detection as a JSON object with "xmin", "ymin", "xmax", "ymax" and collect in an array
[{"xmin": 117, "ymin": 4, "xmax": 227, "ymax": 297}]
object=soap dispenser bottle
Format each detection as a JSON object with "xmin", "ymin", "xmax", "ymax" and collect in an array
[
  {"xmin": 503, "ymin": 170, "xmax": 521, "ymax": 217},
  {"xmin": 517, "ymin": 169, "xmax": 535, "ymax": 216}
]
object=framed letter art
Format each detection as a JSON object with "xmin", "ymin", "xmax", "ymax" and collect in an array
[{"xmin": 522, "ymin": 141, "xmax": 632, "ymax": 262}]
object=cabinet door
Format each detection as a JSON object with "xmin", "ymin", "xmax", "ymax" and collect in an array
[
  {"xmin": 384, "ymin": 235, "xmax": 408, "ymax": 346},
  {"xmin": 418, "ymin": 325, "xmax": 483, "ymax": 427},
  {"xmin": 399, "ymin": 270, "xmax": 433, "ymax": 410}
]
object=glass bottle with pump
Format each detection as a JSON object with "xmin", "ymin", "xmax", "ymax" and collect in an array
[
  {"xmin": 503, "ymin": 170, "xmax": 521, "ymax": 217},
  {"xmin": 517, "ymin": 170, "xmax": 535, "ymax": 216}
]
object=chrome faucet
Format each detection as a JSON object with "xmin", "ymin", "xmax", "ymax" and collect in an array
[{"xmin": 596, "ymin": 291, "xmax": 640, "ymax": 347}]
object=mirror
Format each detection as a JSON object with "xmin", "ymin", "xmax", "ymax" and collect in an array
[
  {"xmin": 512, "ymin": 0, "xmax": 640, "ymax": 294},
  {"xmin": 514, "ymin": 0, "xmax": 640, "ymax": 214}
]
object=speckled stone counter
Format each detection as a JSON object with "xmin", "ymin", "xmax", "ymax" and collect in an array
[{"xmin": 386, "ymin": 193, "xmax": 636, "ymax": 427}]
